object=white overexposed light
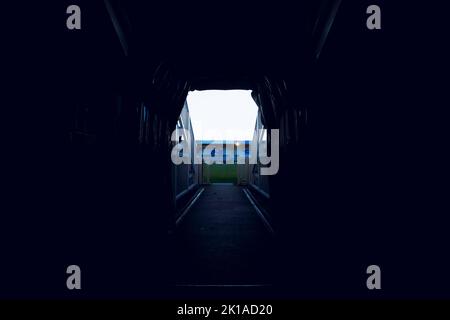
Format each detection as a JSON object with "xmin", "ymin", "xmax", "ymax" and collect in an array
[{"xmin": 186, "ymin": 90, "xmax": 258, "ymax": 141}]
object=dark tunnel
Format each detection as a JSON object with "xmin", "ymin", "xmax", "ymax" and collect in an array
[{"xmin": 2, "ymin": 0, "xmax": 450, "ymax": 300}]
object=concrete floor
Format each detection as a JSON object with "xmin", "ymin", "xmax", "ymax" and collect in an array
[{"xmin": 174, "ymin": 184, "xmax": 274, "ymax": 286}]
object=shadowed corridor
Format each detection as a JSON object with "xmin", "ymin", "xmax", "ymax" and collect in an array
[{"xmin": 3, "ymin": 1, "xmax": 448, "ymax": 300}]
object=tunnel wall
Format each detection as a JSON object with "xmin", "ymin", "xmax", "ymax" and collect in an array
[
  {"xmin": 267, "ymin": 1, "xmax": 450, "ymax": 299},
  {"xmin": 248, "ymin": 110, "xmax": 271, "ymax": 197},
  {"xmin": 172, "ymin": 101, "xmax": 202, "ymax": 218},
  {"xmin": 1, "ymin": 1, "xmax": 179, "ymax": 298}
]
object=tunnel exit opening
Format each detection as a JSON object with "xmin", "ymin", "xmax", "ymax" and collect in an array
[{"xmin": 185, "ymin": 89, "xmax": 258, "ymax": 185}]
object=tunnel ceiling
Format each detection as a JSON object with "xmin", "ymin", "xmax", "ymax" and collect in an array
[{"xmin": 110, "ymin": 0, "xmax": 330, "ymax": 90}]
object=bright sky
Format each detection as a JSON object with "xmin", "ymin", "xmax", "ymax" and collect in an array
[{"xmin": 186, "ymin": 90, "xmax": 258, "ymax": 141}]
